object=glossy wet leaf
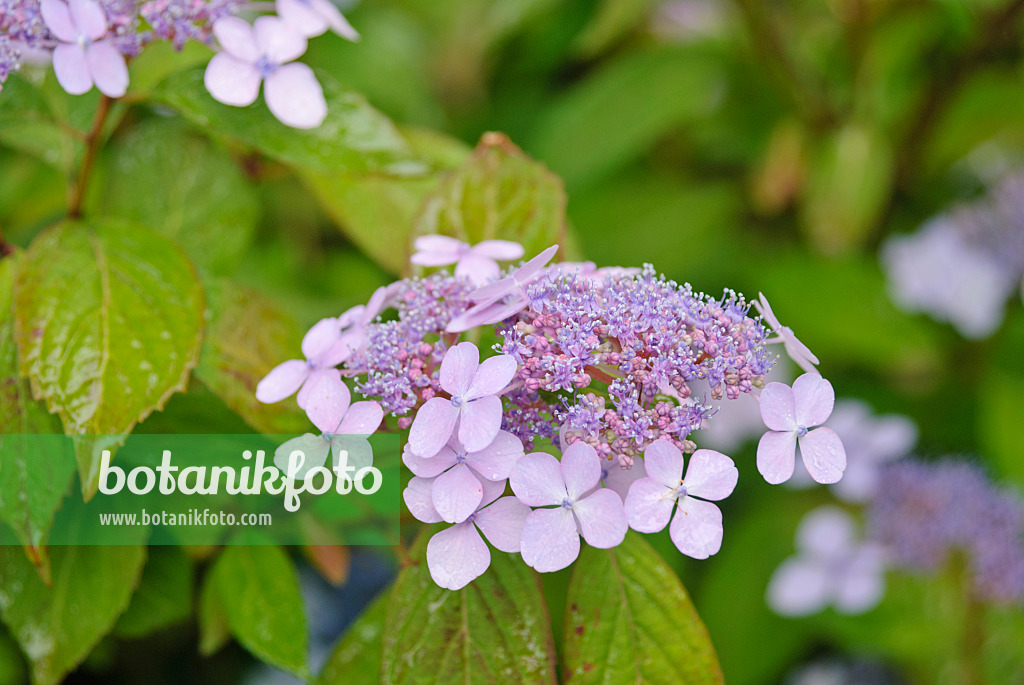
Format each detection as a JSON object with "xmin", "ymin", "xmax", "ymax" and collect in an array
[
  {"xmin": 114, "ymin": 546, "xmax": 194, "ymax": 638},
  {"xmin": 563, "ymin": 531, "xmax": 723, "ymax": 684},
  {"xmin": 317, "ymin": 589, "xmax": 389, "ymax": 684},
  {"xmin": 13, "ymin": 220, "xmax": 205, "ymax": 498}
]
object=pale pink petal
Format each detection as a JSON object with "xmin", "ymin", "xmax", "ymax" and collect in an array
[
  {"xmin": 471, "ymin": 240, "xmax": 524, "ymax": 261},
  {"xmin": 440, "ymin": 342, "xmax": 479, "ymax": 396},
  {"xmin": 796, "ymin": 506, "xmax": 855, "ymax": 559},
  {"xmin": 514, "ymin": 245, "xmax": 559, "ymax": 284},
  {"xmin": 519, "ymin": 507, "xmax": 580, "ymax": 573},
  {"xmin": 254, "ymin": 15, "xmax": 307, "ymax": 64},
  {"xmin": 455, "ymin": 254, "xmax": 500, "ymax": 285},
  {"xmin": 465, "ymin": 430, "xmax": 522, "ymax": 481},
  {"xmin": 457, "ymin": 395, "xmax": 502, "ymax": 452},
  {"xmin": 212, "ymin": 16, "xmax": 259, "ymax": 61},
  {"xmin": 255, "ymin": 359, "xmax": 309, "ymax": 403},
  {"xmin": 402, "ymin": 443, "xmax": 457, "ymax": 478},
  {"xmin": 318, "ymin": 332, "xmax": 358, "ymax": 367},
  {"xmin": 602, "ymin": 458, "xmax": 646, "ymax": 501},
  {"xmin": 301, "ymin": 316, "xmax": 340, "ymax": 361},
  {"xmin": 362, "ymin": 285, "xmax": 391, "ymax": 322},
  {"xmin": 411, "ymin": 235, "xmax": 465, "ymax": 266},
  {"xmin": 403, "ymin": 476, "xmax": 442, "ymax": 523},
  {"xmin": 204, "ymin": 53, "xmax": 261, "ymax": 107},
  {"xmin": 310, "ymin": 0, "xmax": 359, "ymax": 40},
  {"xmin": 432, "ymin": 463, "xmax": 484, "ymax": 524},
  {"xmin": 427, "ymin": 522, "xmax": 489, "ymax": 590},
  {"xmin": 642, "ymin": 440, "xmax": 684, "ymax": 489},
  {"xmin": 273, "ymin": 433, "xmax": 329, "ymax": 481},
  {"xmin": 336, "ymin": 401, "xmax": 383, "ymax": 436},
  {"xmin": 86, "ymin": 40, "xmax": 127, "ymax": 98},
  {"xmin": 767, "ymin": 558, "xmax": 831, "ymax": 616},
  {"xmin": 670, "ymin": 497, "xmax": 724, "ymax": 559},
  {"xmin": 336, "ymin": 304, "xmax": 365, "ymax": 330},
  {"xmin": 69, "ymin": 0, "xmax": 106, "ymax": 39},
  {"xmin": 835, "ymin": 550, "xmax": 886, "ymax": 614},
  {"xmin": 573, "ymin": 488, "xmax": 627, "ymax": 549},
  {"xmin": 756, "ymin": 430, "xmax": 797, "ymax": 484},
  {"xmin": 264, "ymin": 62, "xmax": 326, "ymax": 129},
  {"xmin": 682, "ymin": 449, "xmax": 738, "ymax": 501},
  {"xmin": 466, "ymin": 354, "xmax": 517, "ymax": 399},
  {"xmin": 509, "ymin": 452, "xmax": 566, "ymax": 507},
  {"xmin": 40, "ymin": 0, "xmax": 77, "ymax": 42},
  {"xmin": 474, "ymin": 496, "xmax": 530, "ymax": 553},
  {"xmin": 798, "ymin": 427, "xmax": 846, "ymax": 484},
  {"xmin": 478, "ymin": 476, "xmax": 507, "ymax": 507},
  {"xmin": 560, "ymin": 442, "xmax": 601, "ymax": 501},
  {"xmin": 52, "ymin": 43, "xmax": 92, "ymax": 95},
  {"xmin": 408, "ymin": 397, "xmax": 459, "ymax": 458},
  {"xmin": 755, "ymin": 292, "xmax": 781, "ymax": 330},
  {"xmin": 275, "ymin": 0, "xmax": 328, "ymax": 37},
  {"xmin": 624, "ymin": 477, "xmax": 674, "ymax": 533},
  {"xmin": 303, "ymin": 372, "xmax": 351, "ymax": 433},
  {"xmin": 792, "ymin": 373, "xmax": 835, "ymax": 427},
  {"xmin": 296, "ymin": 367, "xmax": 332, "ymax": 409},
  {"xmin": 783, "ymin": 333, "xmax": 819, "ymax": 372},
  {"xmin": 469, "ymin": 276, "xmax": 515, "ymax": 304},
  {"xmin": 759, "ymin": 382, "xmax": 797, "ymax": 431}
]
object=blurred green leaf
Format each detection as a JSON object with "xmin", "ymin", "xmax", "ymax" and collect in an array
[
  {"xmin": 0, "ymin": 153, "xmax": 66, "ymax": 242},
  {"xmin": 197, "ymin": 567, "xmax": 231, "ymax": 657},
  {"xmin": 0, "ymin": 75, "xmax": 84, "ymax": 172},
  {"xmin": 980, "ymin": 313, "xmax": 1024, "ymax": 488},
  {"xmin": 317, "ymin": 589, "xmax": 389, "ymax": 684},
  {"xmin": 194, "ymin": 279, "xmax": 310, "ymax": 435},
  {"xmin": 13, "ymin": 220, "xmax": 205, "ymax": 499},
  {"xmin": 0, "ymin": 626, "xmax": 28, "ymax": 685},
  {"xmin": 380, "ymin": 531, "xmax": 557, "ymax": 684},
  {"xmin": 571, "ymin": 0, "xmax": 655, "ymax": 58},
  {"xmin": 114, "ymin": 546, "xmax": 194, "ymax": 639},
  {"xmin": 563, "ymin": 531, "xmax": 722, "ymax": 684},
  {"xmin": 98, "ymin": 118, "xmax": 259, "ymax": 276},
  {"xmin": 208, "ymin": 534, "xmax": 310, "ymax": 678}
]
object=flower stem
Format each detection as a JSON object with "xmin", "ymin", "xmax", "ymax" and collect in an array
[
  {"xmin": 68, "ymin": 94, "xmax": 113, "ymax": 219},
  {"xmin": 954, "ymin": 553, "xmax": 987, "ymax": 685}
]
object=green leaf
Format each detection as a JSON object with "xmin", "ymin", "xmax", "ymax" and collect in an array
[
  {"xmin": 563, "ymin": 531, "xmax": 723, "ymax": 684},
  {"xmin": 380, "ymin": 531, "xmax": 557, "ymax": 684},
  {"xmin": 0, "ymin": 495, "xmax": 146, "ymax": 685},
  {"xmin": 155, "ymin": 67, "xmax": 422, "ymax": 175},
  {"xmin": 317, "ymin": 590, "xmax": 389, "ymax": 684},
  {"xmin": 197, "ymin": 569, "xmax": 231, "ymax": 657},
  {"xmin": 98, "ymin": 118, "xmax": 259, "ymax": 276},
  {"xmin": 0, "ymin": 255, "xmax": 75, "ymax": 561},
  {"xmin": 571, "ymin": 0, "xmax": 656, "ymax": 58},
  {"xmin": 208, "ymin": 534, "xmax": 310, "ymax": 678},
  {"xmin": 114, "ymin": 546, "xmax": 194, "ymax": 639},
  {"xmin": 0, "ymin": 75, "xmax": 84, "ymax": 172},
  {"xmin": 980, "ymin": 313, "xmax": 1024, "ymax": 488},
  {"xmin": 413, "ymin": 132, "xmax": 568, "ymax": 256},
  {"xmin": 13, "ymin": 220, "xmax": 205, "ymax": 499},
  {"xmin": 194, "ymin": 279, "xmax": 310, "ymax": 434}
]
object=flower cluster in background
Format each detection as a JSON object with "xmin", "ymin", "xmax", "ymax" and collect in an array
[
  {"xmin": 258, "ymin": 237, "xmax": 850, "ymax": 589},
  {"xmin": 0, "ymin": 0, "xmax": 356, "ymax": 126}
]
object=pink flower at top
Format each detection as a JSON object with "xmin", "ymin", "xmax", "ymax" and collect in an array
[
  {"xmin": 757, "ymin": 373, "xmax": 846, "ymax": 485},
  {"xmin": 624, "ymin": 441, "xmax": 737, "ymax": 559},
  {"xmin": 276, "ymin": 0, "xmax": 359, "ymax": 40},
  {"xmin": 407, "ymin": 342, "xmax": 517, "ymax": 457},
  {"xmin": 411, "ymin": 236, "xmax": 525, "ymax": 287},
  {"xmin": 402, "ymin": 431, "xmax": 524, "ymax": 523},
  {"xmin": 405, "ymin": 477, "xmax": 530, "ymax": 590},
  {"xmin": 754, "ymin": 293, "xmax": 819, "ymax": 373},
  {"xmin": 41, "ymin": 0, "xmax": 128, "ymax": 97},
  {"xmin": 204, "ymin": 16, "xmax": 326, "ymax": 129},
  {"xmin": 510, "ymin": 442, "xmax": 628, "ymax": 572},
  {"xmin": 333, "ymin": 284, "xmax": 396, "ymax": 360},
  {"xmin": 446, "ymin": 245, "xmax": 559, "ymax": 332}
]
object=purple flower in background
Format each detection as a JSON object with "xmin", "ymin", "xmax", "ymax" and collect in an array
[
  {"xmin": 411, "ymin": 236, "xmax": 525, "ymax": 286},
  {"xmin": 407, "ymin": 342, "xmax": 517, "ymax": 457},
  {"xmin": 624, "ymin": 440, "xmax": 737, "ymax": 559},
  {"xmin": 757, "ymin": 373, "xmax": 846, "ymax": 485},
  {"xmin": 204, "ymin": 16, "xmax": 325, "ymax": 129},
  {"xmin": 824, "ymin": 400, "xmax": 916, "ymax": 502},
  {"xmin": 446, "ymin": 245, "xmax": 559, "ymax": 332},
  {"xmin": 275, "ymin": 0, "xmax": 358, "ymax": 39},
  {"xmin": 510, "ymin": 442, "xmax": 628, "ymax": 572},
  {"xmin": 768, "ymin": 506, "xmax": 886, "ymax": 616},
  {"xmin": 753, "ymin": 293, "xmax": 819, "ymax": 373},
  {"xmin": 403, "ymin": 430, "xmax": 524, "ymax": 523},
  {"xmin": 141, "ymin": 0, "xmax": 237, "ymax": 50},
  {"xmin": 41, "ymin": 0, "xmax": 128, "ymax": 97}
]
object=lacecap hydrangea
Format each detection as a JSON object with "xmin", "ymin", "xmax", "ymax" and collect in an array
[{"xmin": 257, "ymin": 238, "xmax": 849, "ymax": 589}]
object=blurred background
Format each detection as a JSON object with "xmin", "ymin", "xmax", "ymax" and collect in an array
[{"xmin": 3, "ymin": 0, "xmax": 1024, "ymax": 683}]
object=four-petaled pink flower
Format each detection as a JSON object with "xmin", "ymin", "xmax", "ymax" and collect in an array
[
  {"xmin": 407, "ymin": 342, "xmax": 517, "ymax": 457},
  {"xmin": 257, "ymin": 317, "xmax": 348, "ymax": 407},
  {"xmin": 273, "ymin": 373, "xmax": 383, "ymax": 480},
  {"xmin": 405, "ymin": 477, "xmax": 530, "ymax": 590},
  {"xmin": 624, "ymin": 441, "xmax": 737, "ymax": 559},
  {"xmin": 41, "ymin": 0, "xmax": 128, "ymax": 97},
  {"xmin": 510, "ymin": 442, "xmax": 628, "ymax": 572},
  {"xmin": 276, "ymin": 0, "xmax": 359, "ymax": 39},
  {"xmin": 446, "ymin": 245, "xmax": 559, "ymax": 332},
  {"xmin": 403, "ymin": 431, "xmax": 524, "ymax": 523},
  {"xmin": 754, "ymin": 293, "xmax": 819, "ymax": 373},
  {"xmin": 204, "ymin": 16, "xmax": 326, "ymax": 129},
  {"xmin": 332, "ymin": 284, "xmax": 396, "ymax": 361},
  {"xmin": 757, "ymin": 373, "xmax": 846, "ymax": 484},
  {"xmin": 411, "ymin": 236, "xmax": 525, "ymax": 287}
]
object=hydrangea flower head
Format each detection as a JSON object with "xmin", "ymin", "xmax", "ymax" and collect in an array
[
  {"xmin": 41, "ymin": 0, "xmax": 128, "ymax": 97},
  {"xmin": 411, "ymin": 236, "xmax": 525, "ymax": 286},
  {"xmin": 757, "ymin": 373, "xmax": 846, "ymax": 485},
  {"xmin": 624, "ymin": 440, "xmax": 737, "ymax": 559},
  {"xmin": 256, "ymin": 314, "xmax": 353, "ymax": 407}
]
